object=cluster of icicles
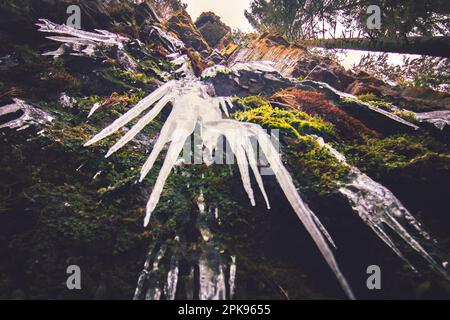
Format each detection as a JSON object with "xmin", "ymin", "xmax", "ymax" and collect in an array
[
  {"xmin": 133, "ymin": 240, "xmax": 237, "ymax": 300},
  {"xmin": 81, "ymin": 60, "xmax": 356, "ymax": 298},
  {"xmin": 39, "ymin": 20, "xmax": 449, "ymax": 300},
  {"xmin": 134, "ymin": 192, "xmax": 236, "ymax": 300}
]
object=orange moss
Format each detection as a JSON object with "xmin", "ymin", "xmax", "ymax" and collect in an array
[
  {"xmin": 46, "ymin": 71, "xmax": 81, "ymax": 91},
  {"xmin": 100, "ymin": 92, "xmax": 134, "ymax": 109},
  {"xmin": 271, "ymin": 89, "xmax": 380, "ymax": 140}
]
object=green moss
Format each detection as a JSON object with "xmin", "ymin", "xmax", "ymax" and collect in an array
[
  {"xmin": 135, "ymin": 56, "xmax": 175, "ymax": 80},
  {"xmin": 343, "ymin": 134, "xmax": 449, "ymax": 175},
  {"xmin": 356, "ymin": 93, "xmax": 382, "ymax": 103},
  {"xmin": 394, "ymin": 110, "xmax": 417, "ymax": 122},
  {"xmin": 355, "ymin": 93, "xmax": 393, "ymax": 111},
  {"xmin": 234, "ymin": 96, "xmax": 335, "ymax": 138},
  {"xmin": 286, "ymin": 136, "xmax": 350, "ymax": 195},
  {"xmin": 233, "ymin": 96, "xmax": 346, "ymax": 194},
  {"xmin": 236, "ymin": 95, "xmax": 269, "ymax": 110},
  {"xmin": 101, "ymin": 68, "xmax": 158, "ymax": 91}
]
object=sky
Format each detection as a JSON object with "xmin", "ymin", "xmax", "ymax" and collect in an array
[{"xmin": 182, "ymin": 0, "xmax": 254, "ymax": 32}]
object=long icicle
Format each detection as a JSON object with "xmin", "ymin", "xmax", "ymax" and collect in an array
[
  {"xmin": 84, "ymin": 81, "xmax": 174, "ymax": 146},
  {"xmin": 139, "ymin": 119, "xmax": 179, "ymax": 182},
  {"xmin": 144, "ymin": 129, "xmax": 194, "ymax": 226},
  {"xmin": 228, "ymin": 138, "xmax": 256, "ymax": 207},
  {"xmin": 249, "ymin": 124, "xmax": 355, "ymax": 299},
  {"xmin": 243, "ymin": 136, "xmax": 271, "ymax": 209},
  {"xmin": 105, "ymin": 95, "xmax": 172, "ymax": 157},
  {"xmin": 314, "ymin": 136, "xmax": 449, "ymax": 280}
]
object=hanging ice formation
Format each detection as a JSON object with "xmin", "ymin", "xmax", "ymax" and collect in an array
[
  {"xmin": 133, "ymin": 193, "xmax": 237, "ymax": 300},
  {"xmin": 38, "ymin": 18, "xmax": 449, "ymax": 300},
  {"xmin": 36, "ymin": 19, "xmax": 128, "ymax": 55},
  {"xmin": 312, "ymin": 136, "xmax": 449, "ymax": 281},
  {"xmin": 82, "ymin": 72, "xmax": 354, "ymax": 299}
]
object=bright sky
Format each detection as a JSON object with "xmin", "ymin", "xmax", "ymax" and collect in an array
[{"xmin": 182, "ymin": 0, "xmax": 254, "ymax": 32}]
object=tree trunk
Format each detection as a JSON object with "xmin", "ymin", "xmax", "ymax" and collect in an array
[{"xmin": 299, "ymin": 37, "xmax": 450, "ymax": 57}]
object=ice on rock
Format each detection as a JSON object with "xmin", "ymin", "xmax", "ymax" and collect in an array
[
  {"xmin": 37, "ymin": 19, "xmax": 138, "ymax": 71},
  {"xmin": 201, "ymin": 61, "xmax": 277, "ymax": 79},
  {"xmin": 201, "ymin": 64, "xmax": 235, "ymax": 78},
  {"xmin": 0, "ymin": 99, "xmax": 53, "ymax": 131},
  {"xmin": 231, "ymin": 61, "xmax": 277, "ymax": 73},
  {"xmin": 36, "ymin": 19, "xmax": 128, "ymax": 49},
  {"xmin": 415, "ymin": 110, "xmax": 450, "ymax": 130},
  {"xmin": 314, "ymin": 136, "xmax": 449, "ymax": 280},
  {"xmin": 38, "ymin": 18, "xmax": 448, "ymax": 299},
  {"xmin": 149, "ymin": 26, "xmax": 185, "ymax": 52}
]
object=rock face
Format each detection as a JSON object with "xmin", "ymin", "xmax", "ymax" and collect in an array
[
  {"xmin": 291, "ymin": 55, "xmax": 354, "ymax": 91},
  {"xmin": 0, "ymin": 0, "xmax": 160, "ymax": 38},
  {"xmin": 229, "ymin": 32, "xmax": 450, "ymax": 112},
  {"xmin": 165, "ymin": 11, "xmax": 211, "ymax": 54},
  {"xmin": 0, "ymin": 0, "xmax": 449, "ymax": 301},
  {"xmin": 195, "ymin": 12, "xmax": 231, "ymax": 48}
]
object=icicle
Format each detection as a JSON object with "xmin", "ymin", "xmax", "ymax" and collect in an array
[
  {"xmin": 87, "ymin": 102, "xmax": 101, "ymax": 118},
  {"xmin": 36, "ymin": 19, "xmax": 127, "ymax": 48},
  {"xmin": 84, "ymin": 81, "xmax": 174, "ymax": 146},
  {"xmin": 133, "ymin": 242, "xmax": 166, "ymax": 300},
  {"xmin": 217, "ymin": 97, "xmax": 230, "ymax": 118},
  {"xmin": 415, "ymin": 110, "xmax": 450, "ymax": 130},
  {"xmin": 225, "ymin": 97, "xmax": 234, "ymax": 109},
  {"xmin": 144, "ymin": 124, "xmax": 196, "ymax": 226},
  {"xmin": 247, "ymin": 124, "xmax": 355, "ymax": 299},
  {"xmin": 228, "ymin": 139, "xmax": 256, "ymax": 206},
  {"xmin": 242, "ymin": 136, "xmax": 270, "ymax": 209},
  {"xmin": 105, "ymin": 95, "xmax": 172, "ymax": 157},
  {"xmin": 229, "ymin": 256, "xmax": 237, "ymax": 300},
  {"xmin": 164, "ymin": 254, "xmax": 179, "ymax": 300},
  {"xmin": 147, "ymin": 246, "xmax": 166, "ymax": 300},
  {"xmin": 313, "ymin": 136, "xmax": 449, "ymax": 280},
  {"xmin": 82, "ymin": 77, "xmax": 354, "ymax": 299},
  {"xmin": 199, "ymin": 253, "xmax": 227, "ymax": 300}
]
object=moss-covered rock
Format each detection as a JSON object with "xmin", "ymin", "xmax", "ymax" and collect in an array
[{"xmin": 166, "ymin": 11, "xmax": 211, "ymax": 53}]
